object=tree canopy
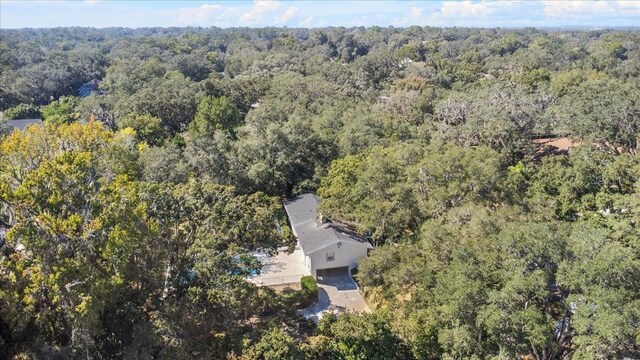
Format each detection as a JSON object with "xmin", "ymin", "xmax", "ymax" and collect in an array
[{"xmin": 1, "ymin": 26, "xmax": 639, "ymax": 359}]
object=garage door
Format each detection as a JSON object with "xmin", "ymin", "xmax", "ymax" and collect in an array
[{"xmin": 316, "ymin": 266, "xmax": 349, "ymax": 280}]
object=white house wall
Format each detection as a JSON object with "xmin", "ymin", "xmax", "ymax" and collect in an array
[
  {"xmin": 305, "ymin": 255, "xmax": 312, "ymax": 274},
  {"xmin": 308, "ymin": 241, "xmax": 369, "ymax": 277}
]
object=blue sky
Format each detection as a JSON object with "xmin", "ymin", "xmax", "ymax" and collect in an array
[{"xmin": 1, "ymin": 1, "xmax": 639, "ymax": 29}]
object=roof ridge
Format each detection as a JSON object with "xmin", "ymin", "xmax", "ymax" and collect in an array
[{"xmin": 284, "ymin": 193, "xmax": 371, "ymax": 255}]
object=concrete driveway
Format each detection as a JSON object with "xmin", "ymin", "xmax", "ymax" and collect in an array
[{"xmin": 301, "ymin": 273, "xmax": 371, "ymax": 321}]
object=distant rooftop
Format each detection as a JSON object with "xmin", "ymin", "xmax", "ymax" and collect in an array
[
  {"xmin": 0, "ymin": 224, "xmax": 7, "ymax": 249},
  {"xmin": 284, "ymin": 193, "xmax": 371, "ymax": 255},
  {"xmin": 78, "ymin": 79, "xmax": 103, "ymax": 97},
  {"xmin": 6, "ymin": 118, "xmax": 43, "ymax": 131}
]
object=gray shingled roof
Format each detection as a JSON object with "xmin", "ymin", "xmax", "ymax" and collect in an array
[
  {"xmin": 7, "ymin": 119, "xmax": 42, "ymax": 131},
  {"xmin": 78, "ymin": 79, "xmax": 102, "ymax": 97},
  {"xmin": 284, "ymin": 193, "xmax": 372, "ymax": 255}
]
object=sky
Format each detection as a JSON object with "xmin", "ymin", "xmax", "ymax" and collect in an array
[{"xmin": 1, "ymin": 0, "xmax": 639, "ymax": 29}]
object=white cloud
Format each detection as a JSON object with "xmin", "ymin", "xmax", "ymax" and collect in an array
[
  {"xmin": 240, "ymin": 0, "xmax": 282, "ymax": 24},
  {"xmin": 440, "ymin": 0, "xmax": 490, "ymax": 17},
  {"xmin": 424, "ymin": 1, "xmax": 533, "ymax": 26},
  {"xmin": 542, "ymin": 0, "xmax": 640, "ymax": 18},
  {"xmin": 300, "ymin": 16, "xmax": 315, "ymax": 27},
  {"xmin": 174, "ymin": 4, "xmax": 224, "ymax": 26},
  {"xmin": 274, "ymin": 6, "xmax": 299, "ymax": 24},
  {"xmin": 409, "ymin": 6, "xmax": 423, "ymax": 18},
  {"xmin": 391, "ymin": 6, "xmax": 425, "ymax": 26},
  {"xmin": 348, "ymin": 15, "xmax": 372, "ymax": 26},
  {"xmin": 393, "ymin": 1, "xmax": 502, "ymax": 27},
  {"xmin": 374, "ymin": 13, "xmax": 387, "ymax": 20}
]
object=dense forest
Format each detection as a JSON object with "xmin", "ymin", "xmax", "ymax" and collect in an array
[{"xmin": 1, "ymin": 26, "xmax": 639, "ymax": 359}]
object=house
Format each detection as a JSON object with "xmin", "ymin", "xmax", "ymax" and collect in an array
[
  {"xmin": 6, "ymin": 118, "xmax": 43, "ymax": 131},
  {"xmin": 284, "ymin": 193, "xmax": 372, "ymax": 279}
]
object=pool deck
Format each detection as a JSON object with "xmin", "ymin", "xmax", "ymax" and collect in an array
[{"xmin": 248, "ymin": 246, "xmax": 309, "ymax": 286}]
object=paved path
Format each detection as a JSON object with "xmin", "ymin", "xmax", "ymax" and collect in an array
[{"xmin": 301, "ymin": 274, "xmax": 371, "ymax": 321}]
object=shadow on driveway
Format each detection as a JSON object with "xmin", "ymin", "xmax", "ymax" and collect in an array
[
  {"xmin": 317, "ymin": 275, "xmax": 358, "ymax": 291},
  {"xmin": 301, "ymin": 274, "xmax": 370, "ymax": 322}
]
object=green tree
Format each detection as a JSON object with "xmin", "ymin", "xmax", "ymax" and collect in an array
[
  {"xmin": 190, "ymin": 96, "xmax": 241, "ymax": 138},
  {"xmin": 185, "ymin": 131, "xmax": 235, "ymax": 185},
  {"xmin": 550, "ymin": 69, "xmax": 585, "ymax": 97},
  {"xmin": 117, "ymin": 70, "xmax": 200, "ymax": 134},
  {"xmin": 557, "ymin": 223, "xmax": 640, "ymax": 359},
  {"xmin": 517, "ymin": 67, "xmax": 550, "ymax": 89},
  {"xmin": 1, "ymin": 103, "xmax": 41, "ymax": 120},
  {"xmin": 233, "ymin": 116, "xmax": 335, "ymax": 195},
  {"xmin": 396, "ymin": 43, "xmax": 422, "ymax": 62},
  {"xmin": 239, "ymin": 328, "xmax": 301, "ymax": 360},
  {"xmin": 42, "ymin": 96, "xmax": 80, "ymax": 125},
  {"xmin": 139, "ymin": 143, "xmax": 188, "ymax": 183},
  {"xmin": 316, "ymin": 312, "xmax": 413, "ymax": 360},
  {"xmin": 319, "ymin": 145, "xmax": 420, "ymax": 244},
  {"xmin": 0, "ymin": 121, "xmax": 294, "ymax": 358},
  {"xmin": 478, "ymin": 222, "xmax": 570, "ymax": 359},
  {"xmin": 0, "ymin": 119, "xmax": 13, "ymax": 137},
  {"xmin": 551, "ymin": 78, "xmax": 640, "ymax": 153},
  {"xmin": 119, "ymin": 113, "xmax": 166, "ymax": 146}
]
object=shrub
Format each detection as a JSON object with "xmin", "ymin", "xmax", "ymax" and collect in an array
[
  {"xmin": 301, "ymin": 276, "xmax": 317, "ymax": 293},
  {"xmin": 298, "ymin": 276, "xmax": 318, "ymax": 308},
  {"xmin": 278, "ymin": 277, "xmax": 318, "ymax": 310}
]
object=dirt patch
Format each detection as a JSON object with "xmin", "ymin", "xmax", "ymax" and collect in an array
[
  {"xmin": 533, "ymin": 137, "xmax": 579, "ymax": 151},
  {"xmin": 533, "ymin": 137, "xmax": 580, "ymax": 156}
]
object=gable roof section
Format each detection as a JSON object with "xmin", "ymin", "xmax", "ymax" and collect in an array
[
  {"xmin": 8, "ymin": 119, "xmax": 43, "ymax": 131},
  {"xmin": 284, "ymin": 193, "xmax": 372, "ymax": 255}
]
